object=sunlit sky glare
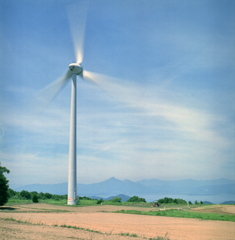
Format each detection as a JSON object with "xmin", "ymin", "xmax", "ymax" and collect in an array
[{"xmin": 0, "ymin": 0, "xmax": 235, "ymax": 186}]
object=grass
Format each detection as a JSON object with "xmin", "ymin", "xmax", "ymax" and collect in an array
[
  {"xmin": 149, "ymin": 233, "xmax": 170, "ymax": 240},
  {"xmin": 7, "ymin": 197, "xmax": 158, "ymax": 207},
  {"xmin": 7, "ymin": 197, "xmax": 199, "ymax": 210},
  {"xmin": 59, "ymin": 224, "xmax": 103, "ymax": 234},
  {"xmin": 115, "ymin": 209, "xmax": 235, "ymax": 222},
  {"xmin": 77, "ymin": 199, "xmax": 98, "ymax": 206},
  {"xmin": 2, "ymin": 217, "xmax": 28, "ymax": 224},
  {"xmin": 7, "ymin": 199, "xmax": 33, "ymax": 204},
  {"xmin": 119, "ymin": 232, "xmax": 139, "ymax": 237},
  {"xmin": 2, "ymin": 217, "xmax": 44, "ymax": 225}
]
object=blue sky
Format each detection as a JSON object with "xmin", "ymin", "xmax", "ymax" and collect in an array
[{"xmin": 0, "ymin": 0, "xmax": 235, "ymax": 186}]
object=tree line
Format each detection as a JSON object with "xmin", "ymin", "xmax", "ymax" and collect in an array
[
  {"xmin": 157, "ymin": 197, "xmax": 203, "ymax": 205},
  {"xmin": 8, "ymin": 189, "xmax": 68, "ymax": 203}
]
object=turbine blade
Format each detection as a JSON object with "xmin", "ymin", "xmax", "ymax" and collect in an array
[
  {"xmin": 82, "ymin": 70, "xmax": 100, "ymax": 86},
  {"xmin": 83, "ymin": 70, "xmax": 107, "ymax": 85},
  {"xmin": 83, "ymin": 70, "xmax": 128, "ymax": 94},
  {"xmin": 83, "ymin": 70, "xmax": 140, "ymax": 108},
  {"xmin": 67, "ymin": 1, "xmax": 89, "ymax": 64},
  {"xmin": 36, "ymin": 70, "xmax": 72, "ymax": 111}
]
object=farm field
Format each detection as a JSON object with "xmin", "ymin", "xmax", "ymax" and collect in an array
[{"xmin": 1, "ymin": 203, "xmax": 235, "ymax": 240}]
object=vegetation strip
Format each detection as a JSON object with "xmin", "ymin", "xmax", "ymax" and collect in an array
[
  {"xmin": 119, "ymin": 232, "xmax": 139, "ymax": 237},
  {"xmin": 58, "ymin": 224, "xmax": 103, "ymax": 234},
  {"xmin": 115, "ymin": 209, "xmax": 235, "ymax": 222},
  {"xmin": 1, "ymin": 217, "xmax": 42, "ymax": 225}
]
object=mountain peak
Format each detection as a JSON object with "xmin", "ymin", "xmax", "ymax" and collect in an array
[{"xmin": 105, "ymin": 177, "xmax": 121, "ymax": 182}]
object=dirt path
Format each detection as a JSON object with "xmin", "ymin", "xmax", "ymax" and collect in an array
[{"xmin": 1, "ymin": 204, "xmax": 235, "ymax": 240}]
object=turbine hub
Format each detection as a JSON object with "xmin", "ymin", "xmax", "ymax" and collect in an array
[{"xmin": 69, "ymin": 63, "xmax": 83, "ymax": 75}]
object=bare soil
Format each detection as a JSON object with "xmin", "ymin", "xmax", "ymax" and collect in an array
[
  {"xmin": 190, "ymin": 204, "xmax": 235, "ymax": 215},
  {"xmin": 1, "ymin": 204, "xmax": 235, "ymax": 240}
]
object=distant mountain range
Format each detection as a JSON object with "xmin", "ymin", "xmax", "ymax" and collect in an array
[
  {"xmin": 91, "ymin": 194, "xmax": 131, "ymax": 202},
  {"xmin": 13, "ymin": 177, "xmax": 235, "ymax": 200},
  {"xmin": 221, "ymin": 200, "xmax": 235, "ymax": 204}
]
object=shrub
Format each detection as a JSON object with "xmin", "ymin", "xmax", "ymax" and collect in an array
[
  {"xmin": 32, "ymin": 194, "xmax": 39, "ymax": 203},
  {"xmin": 111, "ymin": 197, "xmax": 121, "ymax": 203},
  {"xmin": 97, "ymin": 199, "xmax": 103, "ymax": 204}
]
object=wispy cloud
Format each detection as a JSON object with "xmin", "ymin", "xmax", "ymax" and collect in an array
[{"xmin": 87, "ymin": 72, "xmax": 227, "ymax": 145}]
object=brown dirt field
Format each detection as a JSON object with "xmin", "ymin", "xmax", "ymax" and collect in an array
[
  {"xmin": 1, "ymin": 204, "xmax": 235, "ymax": 240},
  {"xmin": 190, "ymin": 204, "xmax": 235, "ymax": 215}
]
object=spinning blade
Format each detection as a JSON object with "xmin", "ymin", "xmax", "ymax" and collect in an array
[
  {"xmin": 83, "ymin": 70, "xmax": 126, "ymax": 93},
  {"xmin": 36, "ymin": 70, "xmax": 72, "ymax": 111},
  {"xmin": 67, "ymin": 1, "xmax": 89, "ymax": 64}
]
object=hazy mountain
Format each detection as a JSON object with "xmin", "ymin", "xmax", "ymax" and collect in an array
[
  {"xmin": 221, "ymin": 200, "xmax": 235, "ymax": 204},
  {"xmin": 14, "ymin": 182, "xmax": 67, "ymax": 195},
  {"xmin": 84, "ymin": 194, "xmax": 131, "ymax": 202},
  {"xmin": 203, "ymin": 201, "xmax": 214, "ymax": 204},
  {"xmin": 104, "ymin": 194, "xmax": 131, "ymax": 202},
  {"xmin": 13, "ymin": 177, "xmax": 235, "ymax": 198},
  {"xmin": 77, "ymin": 177, "xmax": 146, "ymax": 196}
]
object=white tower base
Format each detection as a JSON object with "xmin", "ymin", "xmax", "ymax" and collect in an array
[{"xmin": 67, "ymin": 74, "xmax": 77, "ymax": 205}]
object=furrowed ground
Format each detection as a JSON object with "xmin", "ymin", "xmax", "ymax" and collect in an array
[{"xmin": 1, "ymin": 203, "xmax": 235, "ymax": 240}]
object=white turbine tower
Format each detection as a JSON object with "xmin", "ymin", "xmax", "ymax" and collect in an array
[{"xmin": 39, "ymin": 1, "xmax": 112, "ymax": 205}]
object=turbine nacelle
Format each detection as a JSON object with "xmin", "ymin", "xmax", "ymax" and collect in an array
[{"xmin": 69, "ymin": 63, "xmax": 83, "ymax": 75}]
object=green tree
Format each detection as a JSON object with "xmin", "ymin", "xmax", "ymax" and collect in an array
[
  {"xmin": 32, "ymin": 194, "xmax": 39, "ymax": 203},
  {"xmin": 8, "ymin": 188, "xmax": 17, "ymax": 198},
  {"xmin": 157, "ymin": 197, "xmax": 187, "ymax": 204},
  {"xmin": 174, "ymin": 198, "xmax": 187, "ymax": 204},
  {"xmin": 20, "ymin": 190, "xmax": 31, "ymax": 199},
  {"xmin": 44, "ymin": 192, "xmax": 53, "ymax": 199},
  {"xmin": 158, "ymin": 197, "xmax": 173, "ymax": 204},
  {"xmin": 127, "ymin": 196, "xmax": 146, "ymax": 203},
  {"xmin": 0, "ymin": 163, "xmax": 10, "ymax": 206},
  {"xmin": 97, "ymin": 198, "xmax": 104, "ymax": 204}
]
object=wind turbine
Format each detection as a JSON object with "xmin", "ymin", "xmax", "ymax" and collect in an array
[{"xmin": 40, "ymin": 1, "xmax": 110, "ymax": 205}]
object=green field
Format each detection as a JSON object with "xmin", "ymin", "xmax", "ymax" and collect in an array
[
  {"xmin": 115, "ymin": 209, "xmax": 235, "ymax": 222},
  {"xmin": 6, "ymin": 190, "xmax": 235, "ymax": 223}
]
